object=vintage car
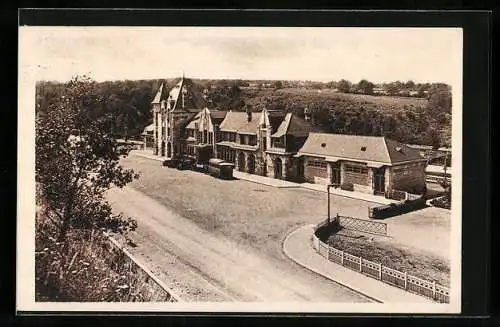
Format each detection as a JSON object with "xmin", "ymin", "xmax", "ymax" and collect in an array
[{"xmin": 207, "ymin": 158, "xmax": 234, "ymax": 180}]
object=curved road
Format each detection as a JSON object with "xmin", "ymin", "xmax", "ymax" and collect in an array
[{"xmin": 107, "ymin": 186, "xmax": 373, "ymax": 302}]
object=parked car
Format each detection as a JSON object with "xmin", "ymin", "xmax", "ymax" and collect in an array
[
  {"xmin": 207, "ymin": 158, "xmax": 234, "ymax": 180},
  {"xmin": 162, "ymin": 157, "xmax": 178, "ymax": 168},
  {"xmin": 177, "ymin": 156, "xmax": 196, "ymax": 170}
]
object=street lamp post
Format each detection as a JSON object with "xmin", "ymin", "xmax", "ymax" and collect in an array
[{"xmin": 327, "ymin": 183, "xmax": 340, "ymax": 223}]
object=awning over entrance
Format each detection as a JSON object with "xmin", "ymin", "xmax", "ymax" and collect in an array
[
  {"xmin": 366, "ymin": 162, "xmax": 384, "ymax": 168},
  {"xmin": 324, "ymin": 156, "xmax": 341, "ymax": 162},
  {"xmin": 193, "ymin": 144, "xmax": 212, "ymax": 148}
]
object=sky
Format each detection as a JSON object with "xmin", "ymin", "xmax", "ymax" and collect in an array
[{"xmin": 20, "ymin": 26, "xmax": 462, "ymax": 85}]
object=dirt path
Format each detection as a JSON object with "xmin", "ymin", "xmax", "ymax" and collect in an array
[{"xmin": 107, "ymin": 187, "xmax": 371, "ymax": 303}]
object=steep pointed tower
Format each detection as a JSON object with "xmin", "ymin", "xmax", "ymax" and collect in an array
[
  {"xmin": 152, "ymin": 76, "xmax": 206, "ymax": 158},
  {"xmin": 151, "ymin": 82, "xmax": 167, "ymax": 155}
]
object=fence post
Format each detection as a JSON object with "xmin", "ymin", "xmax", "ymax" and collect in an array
[
  {"xmin": 404, "ymin": 272, "xmax": 408, "ymax": 290},
  {"xmin": 340, "ymin": 250, "xmax": 344, "ymax": 266},
  {"xmin": 432, "ymin": 281, "xmax": 436, "ymax": 300},
  {"xmin": 378, "ymin": 263, "xmax": 382, "ymax": 280},
  {"xmin": 359, "ymin": 257, "xmax": 362, "ymax": 272}
]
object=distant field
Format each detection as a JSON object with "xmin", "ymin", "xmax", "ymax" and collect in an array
[{"xmin": 275, "ymin": 88, "xmax": 429, "ymax": 107}]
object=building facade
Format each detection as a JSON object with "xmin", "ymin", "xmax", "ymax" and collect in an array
[
  {"xmin": 150, "ymin": 78, "xmax": 428, "ymax": 194},
  {"xmin": 215, "ymin": 107, "xmax": 313, "ymax": 181},
  {"xmin": 296, "ymin": 133, "xmax": 427, "ymax": 195},
  {"xmin": 151, "ymin": 77, "xmax": 206, "ymax": 158},
  {"xmin": 184, "ymin": 108, "xmax": 228, "ymax": 164}
]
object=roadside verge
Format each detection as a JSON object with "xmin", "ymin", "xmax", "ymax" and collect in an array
[{"xmin": 282, "ymin": 224, "xmax": 432, "ymax": 303}]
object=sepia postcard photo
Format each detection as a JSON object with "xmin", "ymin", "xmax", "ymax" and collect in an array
[{"xmin": 17, "ymin": 25, "xmax": 463, "ymax": 314}]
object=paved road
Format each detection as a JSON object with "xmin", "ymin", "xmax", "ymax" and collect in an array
[{"xmin": 107, "ymin": 186, "xmax": 372, "ymax": 303}]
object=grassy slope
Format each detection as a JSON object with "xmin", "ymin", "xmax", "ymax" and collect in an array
[
  {"xmin": 277, "ymin": 88, "xmax": 428, "ymax": 107},
  {"xmin": 241, "ymin": 87, "xmax": 428, "ymax": 112},
  {"xmin": 325, "ymin": 230, "xmax": 450, "ymax": 287}
]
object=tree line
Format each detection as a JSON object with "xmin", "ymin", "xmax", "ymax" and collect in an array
[
  {"xmin": 203, "ymin": 81, "xmax": 451, "ymax": 147},
  {"xmin": 36, "ymin": 77, "xmax": 451, "ymax": 147}
]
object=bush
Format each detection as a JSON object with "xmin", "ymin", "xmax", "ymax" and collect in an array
[
  {"xmin": 340, "ymin": 182, "xmax": 354, "ymax": 191},
  {"xmin": 430, "ymin": 196, "xmax": 451, "ymax": 210},
  {"xmin": 385, "ymin": 189, "xmax": 406, "ymax": 201},
  {"xmin": 35, "ymin": 209, "xmax": 148, "ymax": 302}
]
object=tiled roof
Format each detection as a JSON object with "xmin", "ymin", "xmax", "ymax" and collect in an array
[
  {"xmin": 142, "ymin": 123, "xmax": 154, "ymax": 132},
  {"xmin": 171, "ymin": 78, "xmax": 207, "ymax": 112},
  {"xmin": 271, "ymin": 113, "xmax": 312, "ymax": 138},
  {"xmin": 298, "ymin": 133, "xmax": 424, "ymax": 165},
  {"xmin": 151, "ymin": 83, "xmax": 167, "ymax": 104},
  {"xmin": 152, "ymin": 77, "xmax": 207, "ymax": 112},
  {"xmin": 219, "ymin": 111, "xmax": 263, "ymax": 134},
  {"xmin": 185, "ymin": 110, "xmax": 228, "ymax": 129}
]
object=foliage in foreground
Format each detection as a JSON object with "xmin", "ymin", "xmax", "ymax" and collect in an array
[
  {"xmin": 35, "ymin": 209, "xmax": 144, "ymax": 302},
  {"xmin": 36, "ymin": 75, "xmax": 139, "ymax": 240}
]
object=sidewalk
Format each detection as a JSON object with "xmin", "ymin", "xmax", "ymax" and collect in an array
[
  {"xmin": 282, "ymin": 224, "xmax": 432, "ymax": 303},
  {"xmin": 131, "ymin": 150, "xmax": 394, "ymax": 204},
  {"xmin": 131, "ymin": 150, "xmax": 164, "ymax": 162},
  {"xmin": 233, "ymin": 171, "xmax": 299, "ymax": 188},
  {"xmin": 300, "ymin": 183, "xmax": 394, "ymax": 205}
]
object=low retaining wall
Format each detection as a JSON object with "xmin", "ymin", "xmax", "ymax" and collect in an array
[
  {"xmin": 312, "ymin": 222, "xmax": 450, "ymax": 303},
  {"xmin": 104, "ymin": 234, "xmax": 181, "ymax": 302},
  {"xmin": 368, "ymin": 197, "xmax": 427, "ymax": 219}
]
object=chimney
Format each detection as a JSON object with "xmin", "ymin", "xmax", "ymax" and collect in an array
[
  {"xmin": 246, "ymin": 105, "xmax": 253, "ymax": 122},
  {"xmin": 304, "ymin": 107, "xmax": 310, "ymax": 122}
]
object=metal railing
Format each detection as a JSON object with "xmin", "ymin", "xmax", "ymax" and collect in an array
[{"xmin": 311, "ymin": 223, "xmax": 449, "ymax": 303}]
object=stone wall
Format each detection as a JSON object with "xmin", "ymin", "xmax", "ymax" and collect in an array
[
  {"xmin": 105, "ymin": 235, "xmax": 179, "ymax": 302},
  {"xmin": 390, "ymin": 162, "xmax": 427, "ymax": 193},
  {"xmin": 304, "ymin": 156, "xmax": 328, "ymax": 184},
  {"xmin": 341, "ymin": 161, "xmax": 373, "ymax": 194}
]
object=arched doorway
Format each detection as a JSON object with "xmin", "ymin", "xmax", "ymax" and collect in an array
[
  {"xmin": 238, "ymin": 152, "xmax": 246, "ymax": 172},
  {"xmin": 166, "ymin": 142, "xmax": 172, "ymax": 158},
  {"xmin": 274, "ymin": 157, "xmax": 283, "ymax": 180},
  {"xmin": 247, "ymin": 154, "xmax": 256, "ymax": 174}
]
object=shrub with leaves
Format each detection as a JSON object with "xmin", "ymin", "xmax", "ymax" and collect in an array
[
  {"xmin": 35, "ymin": 210, "xmax": 140, "ymax": 301},
  {"xmin": 35, "ymin": 75, "xmax": 139, "ymax": 240}
]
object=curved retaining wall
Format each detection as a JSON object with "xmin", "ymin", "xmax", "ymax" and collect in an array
[{"xmin": 312, "ymin": 221, "xmax": 449, "ymax": 303}]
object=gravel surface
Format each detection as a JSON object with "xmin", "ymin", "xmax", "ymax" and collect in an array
[
  {"xmin": 107, "ymin": 186, "xmax": 371, "ymax": 302},
  {"xmin": 106, "ymin": 153, "xmax": 450, "ymax": 302}
]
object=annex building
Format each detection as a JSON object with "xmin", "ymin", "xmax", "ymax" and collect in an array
[
  {"xmin": 147, "ymin": 77, "xmax": 428, "ymax": 196},
  {"xmin": 296, "ymin": 133, "xmax": 427, "ymax": 195}
]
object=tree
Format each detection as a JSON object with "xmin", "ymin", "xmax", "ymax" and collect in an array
[
  {"xmin": 337, "ymin": 79, "xmax": 352, "ymax": 93},
  {"xmin": 357, "ymin": 79, "xmax": 375, "ymax": 95},
  {"xmin": 404, "ymin": 80, "xmax": 416, "ymax": 89},
  {"xmin": 325, "ymin": 81, "xmax": 338, "ymax": 89},
  {"xmin": 36, "ymin": 76, "xmax": 139, "ymax": 240},
  {"xmin": 427, "ymin": 84, "xmax": 452, "ymax": 115},
  {"xmin": 273, "ymin": 80, "xmax": 283, "ymax": 90}
]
